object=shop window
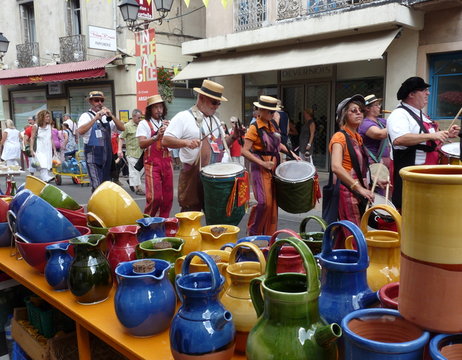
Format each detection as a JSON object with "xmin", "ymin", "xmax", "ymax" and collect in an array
[
  {"xmin": 20, "ymin": 1, "xmax": 36, "ymax": 43},
  {"xmin": 428, "ymin": 52, "xmax": 462, "ymax": 120},
  {"xmin": 11, "ymin": 89, "xmax": 47, "ymax": 130},
  {"xmin": 67, "ymin": 0, "xmax": 82, "ymax": 35}
]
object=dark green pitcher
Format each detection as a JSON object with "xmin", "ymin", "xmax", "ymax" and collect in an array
[{"xmin": 247, "ymin": 237, "xmax": 341, "ymax": 360}]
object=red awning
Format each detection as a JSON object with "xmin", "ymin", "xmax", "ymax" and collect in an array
[{"xmin": 0, "ymin": 57, "xmax": 118, "ymax": 85}]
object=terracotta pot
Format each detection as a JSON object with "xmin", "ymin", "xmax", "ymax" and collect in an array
[
  {"xmin": 399, "ymin": 165, "xmax": 462, "ymax": 333},
  {"xmin": 378, "ymin": 282, "xmax": 399, "ymax": 310}
]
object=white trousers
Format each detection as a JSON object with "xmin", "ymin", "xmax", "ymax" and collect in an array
[{"xmin": 127, "ymin": 156, "xmax": 144, "ymax": 187}]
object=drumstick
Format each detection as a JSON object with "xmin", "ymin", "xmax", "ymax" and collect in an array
[
  {"xmin": 385, "ymin": 176, "xmax": 390, "ymax": 203},
  {"xmin": 367, "ymin": 162, "xmax": 384, "ymax": 209},
  {"xmin": 446, "ymin": 106, "xmax": 462, "ymax": 131}
]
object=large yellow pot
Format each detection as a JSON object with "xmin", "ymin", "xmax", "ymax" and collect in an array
[
  {"xmin": 199, "ymin": 224, "xmax": 240, "ymax": 250},
  {"xmin": 399, "ymin": 165, "xmax": 462, "ymax": 333},
  {"xmin": 175, "ymin": 211, "xmax": 203, "ymax": 255},
  {"xmin": 346, "ymin": 204, "xmax": 401, "ymax": 292},
  {"xmin": 24, "ymin": 175, "xmax": 46, "ymax": 195}
]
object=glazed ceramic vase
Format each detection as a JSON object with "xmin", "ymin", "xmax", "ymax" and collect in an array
[
  {"xmin": 430, "ymin": 333, "xmax": 462, "ymax": 360},
  {"xmin": 265, "ymin": 229, "xmax": 304, "ymax": 274},
  {"xmin": 136, "ymin": 217, "xmax": 166, "ymax": 243},
  {"xmin": 399, "ymin": 165, "xmax": 462, "ymax": 333},
  {"xmin": 342, "ymin": 308, "xmax": 429, "ymax": 360},
  {"xmin": 170, "ymin": 251, "xmax": 235, "ymax": 359},
  {"xmin": 345, "ymin": 204, "xmax": 401, "ymax": 292},
  {"xmin": 68, "ymin": 234, "xmax": 113, "ymax": 304},
  {"xmin": 221, "ymin": 242, "xmax": 266, "ymax": 353},
  {"xmin": 175, "ymin": 212, "xmax": 203, "ymax": 255},
  {"xmin": 318, "ymin": 220, "xmax": 378, "ymax": 325},
  {"xmin": 107, "ymin": 225, "xmax": 139, "ymax": 275},
  {"xmin": 247, "ymin": 237, "xmax": 341, "ymax": 360},
  {"xmin": 199, "ymin": 225, "xmax": 240, "ymax": 250},
  {"xmin": 44, "ymin": 242, "xmax": 73, "ymax": 291},
  {"xmin": 299, "ymin": 215, "xmax": 327, "ymax": 256},
  {"xmin": 114, "ymin": 259, "xmax": 176, "ymax": 337}
]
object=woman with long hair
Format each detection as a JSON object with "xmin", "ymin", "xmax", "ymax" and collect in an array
[
  {"xmin": 1, "ymin": 119, "xmax": 22, "ymax": 166},
  {"xmin": 30, "ymin": 110, "xmax": 56, "ymax": 182}
]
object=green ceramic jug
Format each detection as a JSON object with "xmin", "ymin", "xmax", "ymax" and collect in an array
[{"xmin": 247, "ymin": 237, "xmax": 341, "ymax": 360}]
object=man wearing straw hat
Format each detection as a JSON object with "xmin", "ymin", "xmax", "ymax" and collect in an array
[
  {"xmin": 387, "ymin": 77, "xmax": 459, "ymax": 209},
  {"xmin": 78, "ymin": 90, "xmax": 125, "ymax": 192},
  {"xmin": 163, "ymin": 79, "xmax": 242, "ymax": 211}
]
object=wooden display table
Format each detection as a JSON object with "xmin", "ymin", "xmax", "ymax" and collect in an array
[{"xmin": 0, "ymin": 248, "xmax": 246, "ymax": 360}]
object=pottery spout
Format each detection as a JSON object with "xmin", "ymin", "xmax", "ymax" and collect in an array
[
  {"xmin": 314, "ymin": 323, "xmax": 342, "ymax": 347},
  {"xmin": 211, "ymin": 310, "xmax": 233, "ymax": 331}
]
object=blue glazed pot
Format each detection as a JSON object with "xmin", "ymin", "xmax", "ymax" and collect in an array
[
  {"xmin": 318, "ymin": 220, "xmax": 378, "ymax": 325},
  {"xmin": 114, "ymin": 258, "xmax": 176, "ymax": 337},
  {"xmin": 170, "ymin": 251, "xmax": 235, "ymax": 359},
  {"xmin": 136, "ymin": 217, "xmax": 166, "ymax": 243},
  {"xmin": 0, "ymin": 222, "xmax": 11, "ymax": 247},
  {"xmin": 44, "ymin": 242, "xmax": 73, "ymax": 291},
  {"xmin": 430, "ymin": 333, "xmax": 462, "ymax": 359},
  {"xmin": 9, "ymin": 189, "xmax": 33, "ymax": 215},
  {"xmin": 16, "ymin": 194, "xmax": 80, "ymax": 243},
  {"xmin": 342, "ymin": 308, "xmax": 430, "ymax": 360}
]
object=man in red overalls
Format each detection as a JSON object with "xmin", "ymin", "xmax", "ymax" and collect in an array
[
  {"xmin": 136, "ymin": 95, "xmax": 173, "ymax": 217},
  {"xmin": 387, "ymin": 77, "xmax": 460, "ymax": 209}
]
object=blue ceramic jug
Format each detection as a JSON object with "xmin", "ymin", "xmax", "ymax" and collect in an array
[
  {"xmin": 430, "ymin": 333, "xmax": 462, "ymax": 359},
  {"xmin": 44, "ymin": 242, "xmax": 73, "ymax": 291},
  {"xmin": 342, "ymin": 308, "xmax": 429, "ymax": 360},
  {"xmin": 170, "ymin": 251, "xmax": 235, "ymax": 359},
  {"xmin": 318, "ymin": 220, "xmax": 378, "ymax": 325},
  {"xmin": 114, "ymin": 258, "xmax": 176, "ymax": 337},
  {"xmin": 136, "ymin": 217, "xmax": 166, "ymax": 243}
]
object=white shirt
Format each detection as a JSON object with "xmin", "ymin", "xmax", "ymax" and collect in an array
[
  {"xmin": 64, "ymin": 119, "xmax": 76, "ymax": 134},
  {"xmin": 77, "ymin": 111, "xmax": 116, "ymax": 144},
  {"xmin": 387, "ymin": 102, "xmax": 434, "ymax": 165},
  {"xmin": 136, "ymin": 118, "xmax": 163, "ymax": 138},
  {"xmin": 164, "ymin": 109, "xmax": 222, "ymax": 165}
]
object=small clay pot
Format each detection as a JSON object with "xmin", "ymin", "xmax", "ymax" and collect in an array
[{"xmin": 378, "ymin": 282, "xmax": 399, "ymax": 310}]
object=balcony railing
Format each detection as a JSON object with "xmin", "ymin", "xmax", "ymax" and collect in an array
[
  {"xmin": 16, "ymin": 42, "xmax": 40, "ymax": 68},
  {"xmin": 277, "ymin": 0, "xmax": 376, "ymax": 20},
  {"xmin": 59, "ymin": 34, "xmax": 86, "ymax": 63},
  {"xmin": 234, "ymin": 0, "xmax": 268, "ymax": 32}
]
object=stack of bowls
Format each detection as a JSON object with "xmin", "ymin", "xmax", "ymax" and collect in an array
[{"xmin": 87, "ymin": 181, "xmax": 144, "ymax": 234}]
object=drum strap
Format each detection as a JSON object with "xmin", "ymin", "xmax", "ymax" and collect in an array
[{"xmin": 397, "ymin": 104, "xmax": 437, "ymax": 152}]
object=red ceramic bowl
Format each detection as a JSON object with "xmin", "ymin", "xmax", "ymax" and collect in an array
[
  {"xmin": 15, "ymin": 225, "xmax": 90, "ymax": 273},
  {"xmin": 58, "ymin": 207, "xmax": 87, "ymax": 227},
  {"xmin": 378, "ymin": 282, "xmax": 399, "ymax": 309}
]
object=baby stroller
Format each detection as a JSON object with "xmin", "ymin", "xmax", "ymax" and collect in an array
[{"xmin": 52, "ymin": 150, "xmax": 90, "ymax": 186}]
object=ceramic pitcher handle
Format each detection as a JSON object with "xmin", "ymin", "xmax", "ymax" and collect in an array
[
  {"xmin": 182, "ymin": 251, "xmax": 222, "ymax": 293},
  {"xmin": 269, "ymin": 229, "xmax": 301, "ymax": 246},
  {"xmin": 267, "ymin": 237, "xmax": 319, "ymax": 296},
  {"xmin": 249, "ymin": 275, "xmax": 265, "ymax": 317},
  {"xmin": 322, "ymin": 220, "xmax": 369, "ymax": 267},
  {"xmin": 359, "ymin": 205, "xmax": 402, "ymax": 238},
  {"xmin": 229, "ymin": 242, "xmax": 266, "ymax": 274},
  {"xmin": 220, "ymin": 243, "xmax": 235, "ymax": 251},
  {"xmin": 299, "ymin": 216, "xmax": 327, "ymax": 234}
]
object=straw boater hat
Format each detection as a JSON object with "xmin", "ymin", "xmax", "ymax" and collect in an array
[
  {"xmin": 193, "ymin": 80, "xmax": 228, "ymax": 102},
  {"xmin": 88, "ymin": 91, "xmax": 105, "ymax": 100},
  {"xmin": 253, "ymin": 96, "xmax": 280, "ymax": 111},
  {"xmin": 146, "ymin": 94, "xmax": 164, "ymax": 107},
  {"xmin": 364, "ymin": 94, "xmax": 382, "ymax": 106}
]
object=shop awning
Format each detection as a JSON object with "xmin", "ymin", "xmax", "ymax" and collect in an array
[
  {"xmin": 0, "ymin": 57, "xmax": 118, "ymax": 85},
  {"xmin": 174, "ymin": 29, "xmax": 400, "ymax": 81}
]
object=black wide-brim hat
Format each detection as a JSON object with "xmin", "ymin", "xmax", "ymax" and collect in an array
[{"xmin": 397, "ymin": 77, "xmax": 430, "ymax": 100}]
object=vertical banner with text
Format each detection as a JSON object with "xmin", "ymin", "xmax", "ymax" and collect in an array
[{"xmin": 135, "ymin": 28, "xmax": 158, "ymax": 111}]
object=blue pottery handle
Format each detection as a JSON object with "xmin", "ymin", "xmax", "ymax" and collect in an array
[
  {"xmin": 266, "ymin": 237, "xmax": 319, "ymax": 295},
  {"xmin": 321, "ymin": 220, "xmax": 369, "ymax": 268},
  {"xmin": 220, "ymin": 243, "xmax": 235, "ymax": 251},
  {"xmin": 181, "ymin": 251, "xmax": 221, "ymax": 293}
]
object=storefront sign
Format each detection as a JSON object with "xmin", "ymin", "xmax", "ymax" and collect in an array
[
  {"xmin": 137, "ymin": 0, "xmax": 154, "ymax": 20},
  {"xmin": 89, "ymin": 26, "xmax": 117, "ymax": 52},
  {"xmin": 281, "ymin": 65, "xmax": 333, "ymax": 82},
  {"xmin": 135, "ymin": 28, "xmax": 158, "ymax": 111}
]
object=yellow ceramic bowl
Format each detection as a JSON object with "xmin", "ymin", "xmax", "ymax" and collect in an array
[
  {"xmin": 24, "ymin": 175, "xmax": 47, "ymax": 195},
  {"xmin": 87, "ymin": 181, "xmax": 143, "ymax": 228},
  {"xmin": 199, "ymin": 225, "xmax": 240, "ymax": 250}
]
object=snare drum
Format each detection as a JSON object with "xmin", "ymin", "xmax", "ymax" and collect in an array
[
  {"xmin": 440, "ymin": 142, "xmax": 461, "ymax": 165},
  {"xmin": 200, "ymin": 163, "xmax": 246, "ymax": 226},
  {"xmin": 274, "ymin": 160, "xmax": 316, "ymax": 214}
]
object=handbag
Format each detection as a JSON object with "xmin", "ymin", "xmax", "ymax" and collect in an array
[
  {"xmin": 134, "ymin": 152, "xmax": 144, "ymax": 171},
  {"xmin": 322, "ymin": 170, "xmax": 341, "ymax": 225}
]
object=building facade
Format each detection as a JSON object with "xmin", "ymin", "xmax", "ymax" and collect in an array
[
  {"xmin": 175, "ymin": 0, "xmax": 462, "ymax": 171},
  {"xmin": 0, "ymin": 0, "xmax": 205, "ymax": 131}
]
